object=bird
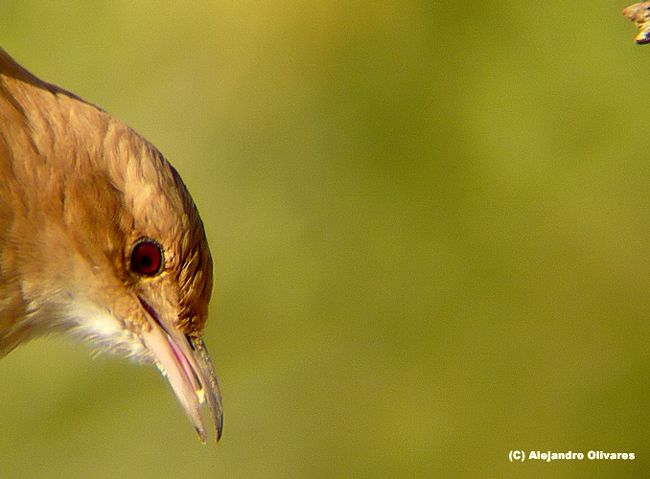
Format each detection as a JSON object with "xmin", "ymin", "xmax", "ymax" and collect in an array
[{"xmin": 0, "ymin": 48, "xmax": 223, "ymax": 443}]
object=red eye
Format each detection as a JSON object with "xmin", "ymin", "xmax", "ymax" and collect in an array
[{"xmin": 130, "ymin": 240, "xmax": 164, "ymax": 276}]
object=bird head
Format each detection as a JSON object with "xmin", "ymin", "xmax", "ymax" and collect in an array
[{"xmin": 0, "ymin": 49, "xmax": 223, "ymax": 442}]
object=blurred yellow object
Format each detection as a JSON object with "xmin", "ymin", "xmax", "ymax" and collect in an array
[{"xmin": 623, "ymin": 2, "xmax": 650, "ymax": 44}]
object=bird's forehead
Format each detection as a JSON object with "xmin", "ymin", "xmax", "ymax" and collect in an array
[{"xmin": 109, "ymin": 136, "xmax": 188, "ymax": 237}]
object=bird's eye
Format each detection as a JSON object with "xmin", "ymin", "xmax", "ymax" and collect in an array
[{"xmin": 130, "ymin": 239, "xmax": 164, "ymax": 276}]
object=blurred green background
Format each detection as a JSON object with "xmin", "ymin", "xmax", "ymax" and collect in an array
[{"xmin": 1, "ymin": 1, "xmax": 650, "ymax": 477}]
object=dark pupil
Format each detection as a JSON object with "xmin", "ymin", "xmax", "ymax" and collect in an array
[{"xmin": 132, "ymin": 241, "xmax": 162, "ymax": 275}]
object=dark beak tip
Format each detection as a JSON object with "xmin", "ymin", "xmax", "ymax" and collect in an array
[{"xmin": 216, "ymin": 413, "xmax": 224, "ymax": 442}]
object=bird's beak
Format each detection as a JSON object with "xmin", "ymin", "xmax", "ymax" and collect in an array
[{"xmin": 138, "ymin": 299, "xmax": 223, "ymax": 443}]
